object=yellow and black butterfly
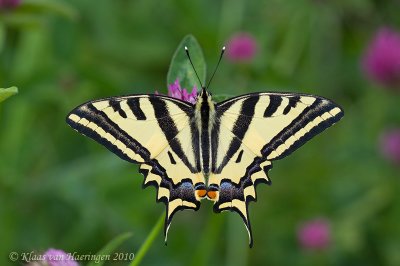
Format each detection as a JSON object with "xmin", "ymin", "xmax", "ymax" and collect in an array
[{"xmin": 66, "ymin": 47, "xmax": 344, "ymax": 247}]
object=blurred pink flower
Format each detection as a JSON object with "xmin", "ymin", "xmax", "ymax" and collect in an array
[
  {"xmin": 379, "ymin": 129, "xmax": 400, "ymax": 165},
  {"xmin": 362, "ymin": 27, "xmax": 400, "ymax": 89},
  {"xmin": 226, "ymin": 33, "xmax": 258, "ymax": 62},
  {"xmin": 297, "ymin": 218, "xmax": 331, "ymax": 250},
  {"xmin": 43, "ymin": 249, "xmax": 78, "ymax": 266},
  {"xmin": 0, "ymin": 0, "xmax": 21, "ymax": 9},
  {"xmin": 163, "ymin": 79, "xmax": 197, "ymax": 104}
]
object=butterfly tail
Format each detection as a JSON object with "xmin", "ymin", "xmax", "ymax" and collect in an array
[{"xmin": 139, "ymin": 162, "xmax": 202, "ymax": 245}]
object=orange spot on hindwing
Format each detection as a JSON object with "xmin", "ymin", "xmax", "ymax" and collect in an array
[
  {"xmin": 196, "ymin": 189, "xmax": 207, "ymax": 198},
  {"xmin": 207, "ymin": 190, "xmax": 217, "ymax": 200}
]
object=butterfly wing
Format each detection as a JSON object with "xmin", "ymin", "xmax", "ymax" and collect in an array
[
  {"xmin": 210, "ymin": 93, "xmax": 344, "ymax": 246},
  {"xmin": 66, "ymin": 95, "xmax": 205, "ymax": 241}
]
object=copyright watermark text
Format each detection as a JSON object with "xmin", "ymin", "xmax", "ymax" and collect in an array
[{"xmin": 9, "ymin": 251, "xmax": 134, "ymax": 264}]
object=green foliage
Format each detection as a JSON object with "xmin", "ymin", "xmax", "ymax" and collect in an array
[
  {"xmin": 19, "ymin": 0, "xmax": 78, "ymax": 20},
  {"xmin": 0, "ymin": 1, "xmax": 400, "ymax": 266},
  {"xmin": 87, "ymin": 232, "xmax": 132, "ymax": 266},
  {"xmin": 129, "ymin": 213, "xmax": 164, "ymax": 266},
  {"xmin": 0, "ymin": 0, "xmax": 77, "ymax": 29},
  {"xmin": 0, "ymin": 87, "xmax": 18, "ymax": 103},
  {"xmin": 167, "ymin": 35, "xmax": 206, "ymax": 89}
]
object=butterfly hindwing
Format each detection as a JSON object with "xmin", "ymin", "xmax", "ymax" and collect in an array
[
  {"xmin": 66, "ymin": 95, "xmax": 205, "ymax": 241},
  {"xmin": 139, "ymin": 161, "xmax": 203, "ymax": 241},
  {"xmin": 210, "ymin": 93, "xmax": 344, "ymax": 246},
  {"xmin": 139, "ymin": 119, "xmax": 205, "ymax": 240}
]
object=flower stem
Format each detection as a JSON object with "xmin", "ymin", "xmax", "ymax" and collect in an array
[{"xmin": 129, "ymin": 212, "xmax": 164, "ymax": 266}]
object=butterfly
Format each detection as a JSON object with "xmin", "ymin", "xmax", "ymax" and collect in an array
[{"xmin": 66, "ymin": 48, "xmax": 344, "ymax": 247}]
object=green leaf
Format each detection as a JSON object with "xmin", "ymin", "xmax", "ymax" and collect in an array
[
  {"xmin": 0, "ymin": 87, "xmax": 18, "ymax": 103},
  {"xmin": 167, "ymin": 35, "xmax": 206, "ymax": 91},
  {"xmin": 87, "ymin": 232, "xmax": 133, "ymax": 266}
]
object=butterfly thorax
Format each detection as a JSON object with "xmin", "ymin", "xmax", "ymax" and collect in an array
[{"xmin": 194, "ymin": 88, "xmax": 216, "ymax": 176}]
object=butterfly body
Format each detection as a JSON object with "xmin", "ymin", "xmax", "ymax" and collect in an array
[
  {"xmin": 195, "ymin": 88, "xmax": 215, "ymax": 175},
  {"xmin": 67, "ymin": 89, "xmax": 343, "ymax": 247}
]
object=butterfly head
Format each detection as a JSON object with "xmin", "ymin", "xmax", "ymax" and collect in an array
[
  {"xmin": 194, "ymin": 87, "xmax": 215, "ymax": 115},
  {"xmin": 198, "ymin": 87, "xmax": 212, "ymax": 100}
]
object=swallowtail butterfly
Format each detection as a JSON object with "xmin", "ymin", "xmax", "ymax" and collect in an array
[{"xmin": 66, "ymin": 47, "xmax": 344, "ymax": 247}]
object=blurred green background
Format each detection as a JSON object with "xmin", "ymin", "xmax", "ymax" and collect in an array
[{"xmin": 1, "ymin": 0, "xmax": 400, "ymax": 265}]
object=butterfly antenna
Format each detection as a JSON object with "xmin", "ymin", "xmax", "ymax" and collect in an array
[
  {"xmin": 206, "ymin": 46, "xmax": 225, "ymax": 89},
  {"xmin": 185, "ymin": 46, "xmax": 204, "ymax": 88}
]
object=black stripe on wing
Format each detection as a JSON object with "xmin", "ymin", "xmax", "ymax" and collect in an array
[
  {"xmin": 149, "ymin": 97, "xmax": 197, "ymax": 173},
  {"xmin": 127, "ymin": 98, "xmax": 147, "ymax": 120},
  {"xmin": 283, "ymin": 95, "xmax": 300, "ymax": 115},
  {"xmin": 261, "ymin": 98, "xmax": 344, "ymax": 160},
  {"xmin": 263, "ymin": 95, "xmax": 281, "ymax": 117},
  {"xmin": 109, "ymin": 99, "xmax": 128, "ymax": 118},
  {"xmin": 66, "ymin": 103, "xmax": 151, "ymax": 163},
  {"xmin": 215, "ymin": 96, "xmax": 259, "ymax": 173}
]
